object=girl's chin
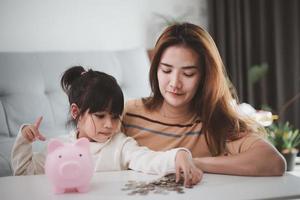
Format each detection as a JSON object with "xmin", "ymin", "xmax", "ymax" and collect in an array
[{"xmin": 90, "ymin": 136, "xmax": 111, "ymax": 143}]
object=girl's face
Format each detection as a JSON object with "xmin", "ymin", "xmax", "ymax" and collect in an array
[
  {"xmin": 77, "ymin": 110, "xmax": 120, "ymax": 143},
  {"xmin": 157, "ymin": 45, "xmax": 201, "ymax": 110}
]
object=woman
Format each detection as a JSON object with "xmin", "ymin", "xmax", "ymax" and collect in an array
[{"xmin": 122, "ymin": 23, "xmax": 286, "ymax": 176}]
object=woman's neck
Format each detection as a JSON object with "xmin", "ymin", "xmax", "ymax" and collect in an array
[{"xmin": 160, "ymin": 101, "xmax": 193, "ymax": 119}]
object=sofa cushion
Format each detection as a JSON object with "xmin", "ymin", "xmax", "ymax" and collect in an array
[{"xmin": 0, "ymin": 55, "xmax": 69, "ymax": 137}]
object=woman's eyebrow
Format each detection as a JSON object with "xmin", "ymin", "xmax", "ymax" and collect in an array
[
  {"xmin": 160, "ymin": 62, "xmax": 198, "ymax": 69},
  {"xmin": 160, "ymin": 62, "xmax": 173, "ymax": 67},
  {"xmin": 182, "ymin": 66, "xmax": 198, "ymax": 70}
]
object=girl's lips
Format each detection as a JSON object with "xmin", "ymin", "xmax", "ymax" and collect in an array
[{"xmin": 98, "ymin": 132, "xmax": 112, "ymax": 136}]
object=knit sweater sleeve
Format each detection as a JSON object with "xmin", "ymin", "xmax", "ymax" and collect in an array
[
  {"xmin": 11, "ymin": 124, "xmax": 46, "ymax": 175},
  {"xmin": 226, "ymin": 133, "xmax": 263, "ymax": 155},
  {"xmin": 120, "ymin": 136, "xmax": 190, "ymax": 176}
]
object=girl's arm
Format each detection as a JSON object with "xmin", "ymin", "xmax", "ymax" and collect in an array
[
  {"xmin": 122, "ymin": 136, "xmax": 183, "ymax": 173},
  {"xmin": 193, "ymin": 139, "xmax": 286, "ymax": 176},
  {"xmin": 11, "ymin": 125, "xmax": 46, "ymax": 175},
  {"xmin": 121, "ymin": 136, "xmax": 202, "ymax": 186}
]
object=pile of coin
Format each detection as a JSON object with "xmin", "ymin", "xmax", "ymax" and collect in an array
[{"xmin": 122, "ymin": 173, "xmax": 186, "ymax": 195}]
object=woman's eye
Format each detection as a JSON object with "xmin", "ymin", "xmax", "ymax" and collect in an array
[
  {"xmin": 162, "ymin": 69, "xmax": 171, "ymax": 74},
  {"xmin": 183, "ymin": 73, "xmax": 195, "ymax": 77}
]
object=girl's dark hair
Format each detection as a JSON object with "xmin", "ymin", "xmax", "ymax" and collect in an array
[{"xmin": 61, "ymin": 66, "xmax": 124, "ymax": 125}]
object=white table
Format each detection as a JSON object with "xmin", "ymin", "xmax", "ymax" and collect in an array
[{"xmin": 1, "ymin": 170, "xmax": 300, "ymax": 200}]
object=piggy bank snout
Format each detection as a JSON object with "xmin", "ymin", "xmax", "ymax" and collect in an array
[{"xmin": 60, "ymin": 161, "xmax": 81, "ymax": 179}]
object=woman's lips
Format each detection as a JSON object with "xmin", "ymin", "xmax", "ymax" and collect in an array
[{"xmin": 167, "ymin": 91, "xmax": 184, "ymax": 96}]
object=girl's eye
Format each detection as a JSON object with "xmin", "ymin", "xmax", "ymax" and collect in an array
[{"xmin": 94, "ymin": 114, "xmax": 105, "ymax": 119}]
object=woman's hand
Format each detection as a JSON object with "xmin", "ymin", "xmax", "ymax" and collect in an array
[
  {"xmin": 175, "ymin": 150, "xmax": 203, "ymax": 188},
  {"xmin": 21, "ymin": 116, "xmax": 46, "ymax": 143}
]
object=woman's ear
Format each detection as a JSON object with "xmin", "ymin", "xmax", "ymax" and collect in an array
[{"xmin": 70, "ymin": 103, "xmax": 79, "ymax": 119}]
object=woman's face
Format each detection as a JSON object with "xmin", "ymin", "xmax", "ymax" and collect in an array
[
  {"xmin": 157, "ymin": 45, "xmax": 201, "ymax": 110},
  {"xmin": 77, "ymin": 110, "xmax": 120, "ymax": 143}
]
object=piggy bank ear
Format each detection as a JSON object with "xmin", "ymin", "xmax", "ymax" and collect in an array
[
  {"xmin": 47, "ymin": 139, "xmax": 64, "ymax": 154},
  {"xmin": 75, "ymin": 137, "xmax": 90, "ymax": 149}
]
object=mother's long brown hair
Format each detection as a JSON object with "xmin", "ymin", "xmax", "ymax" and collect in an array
[{"xmin": 143, "ymin": 23, "xmax": 256, "ymax": 156}]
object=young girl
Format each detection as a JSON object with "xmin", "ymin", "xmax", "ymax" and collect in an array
[{"xmin": 11, "ymin": 66, "xmax": 202, "ymax": 187}]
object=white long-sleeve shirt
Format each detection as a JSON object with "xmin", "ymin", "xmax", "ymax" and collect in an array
[{"xmin": 11, "ymin": 125, "xmax": 189, "ymax": 176}]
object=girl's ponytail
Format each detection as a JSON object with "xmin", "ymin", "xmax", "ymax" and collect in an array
[{"xmin": 60, "ymin": 66, "xmax": 85, "ymax": 94}]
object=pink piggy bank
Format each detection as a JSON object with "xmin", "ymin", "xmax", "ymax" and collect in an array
[{"xmin": 45, "ymin": 138, "xmax": 93, "ymax": 194}]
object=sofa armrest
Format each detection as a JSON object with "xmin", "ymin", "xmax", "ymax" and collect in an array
[{"xmin": 0, "ymin": 136, "xmax": 15, "ymax": 177}]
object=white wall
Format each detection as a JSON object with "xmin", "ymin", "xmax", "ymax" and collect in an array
[{"xmin": 0, "ymin": 0, "xmax": 208, "ymax": 51}]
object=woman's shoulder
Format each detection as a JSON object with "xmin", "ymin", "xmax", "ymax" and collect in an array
[{"xmin": 124, "ymin": 98, "xmax": 145, "ymax": 112}]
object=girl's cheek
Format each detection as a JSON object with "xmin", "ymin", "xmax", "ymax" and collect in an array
[{"xmin": 113, "ymin": 122, "xmax": 120, "ymax": 132}]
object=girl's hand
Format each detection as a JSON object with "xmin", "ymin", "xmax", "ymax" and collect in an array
[
  {"xmin": 175, "ymin": 150, "xmax": 203, "ymax": 188},
  {"xmin": 21, "ymin": 116, "xmax": 46, "ymax": 143}
]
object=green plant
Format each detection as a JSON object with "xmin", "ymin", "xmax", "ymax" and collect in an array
[
  {"xmin": 153, "ymin": 11, "xmax": 190, "ymax": 27},
  {"xmin": 248, "ymin": 63, "xmax": 268, "ymax": 84},
  {"xmin": 267, "ymin": 122, "xmax": 300, "ymax": 153},
  {"xmin": 247, "ymin": 64, "xmax": 300, "ymax": 121}
]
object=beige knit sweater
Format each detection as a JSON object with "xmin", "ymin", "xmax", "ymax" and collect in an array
[{"xmin": 11, "ymin": 125, "xmax": 188, "ymax": 176}]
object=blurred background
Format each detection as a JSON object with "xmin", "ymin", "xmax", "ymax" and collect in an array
[{"xmin": 0, "ymin": 0, "xmax": 299, "ymax": 146}]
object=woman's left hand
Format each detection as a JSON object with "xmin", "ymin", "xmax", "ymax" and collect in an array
[{"xmin": 175, "ymin": 150, "xmax": 203, "ymax": 187}]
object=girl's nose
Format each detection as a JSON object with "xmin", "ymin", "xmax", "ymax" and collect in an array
[{"xmin": 104, "ymin": 117, "xmax": 112, "ymax": 129}]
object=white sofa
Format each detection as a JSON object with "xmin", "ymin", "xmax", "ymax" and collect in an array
[{"xmin": 0, "ymin": 48, "xmax": 151, "ymax": 176}]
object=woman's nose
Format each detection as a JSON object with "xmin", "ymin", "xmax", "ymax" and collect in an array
[{"xmin": 169, "ymin": 73, "xmax": 182, "ymax": 89}]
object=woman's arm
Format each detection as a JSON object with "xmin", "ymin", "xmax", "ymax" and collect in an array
[{"xmin": 193, "ymin": 139, "xmax": 286, "ymax": 176}]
